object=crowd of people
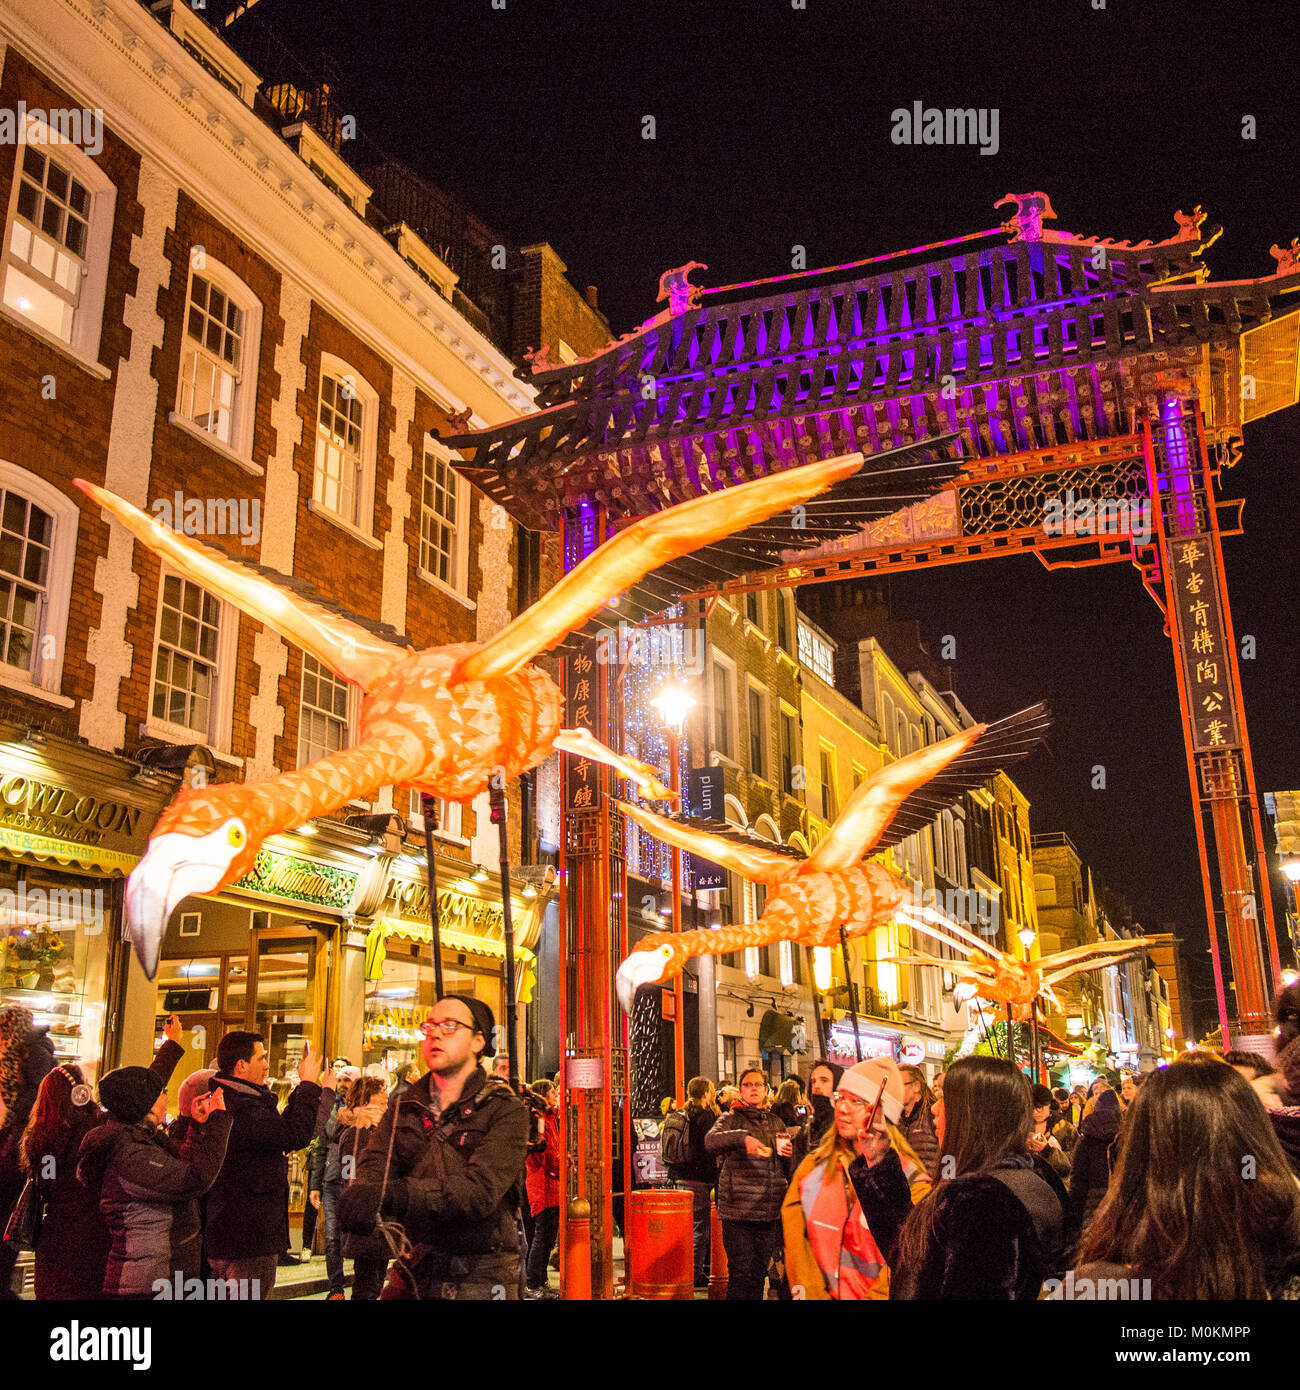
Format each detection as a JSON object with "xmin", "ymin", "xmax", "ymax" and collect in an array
[
  {"xmin": 0, "ymin": 980, "xmax": 1298, "ymax": 1301},
  {"xmin": 658, "ymin": 980, "xmax": 1300, "ymax": 1300}
]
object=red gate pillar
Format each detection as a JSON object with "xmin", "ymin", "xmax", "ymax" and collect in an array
[{"xmin": 1146, "ymin": 405, "xmax": 1282, "ymax": 1042}]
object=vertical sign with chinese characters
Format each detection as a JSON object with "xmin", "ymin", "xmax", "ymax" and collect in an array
[
  {"xmin": 1168, "ymin": 536, "xmax": 1239, "ymax": 751},
  {"xmin": 564, "ymin": 641, "xmax": 598, "ymax": 809}
]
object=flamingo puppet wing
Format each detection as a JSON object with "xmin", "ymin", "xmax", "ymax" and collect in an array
[{"xmin": 75, "ymin": 451, "xmax": 868, "ymax": 977}]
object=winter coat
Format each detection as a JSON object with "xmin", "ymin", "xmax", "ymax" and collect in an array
[
  {"xmin": 0, "ymin": 1025, "xmax": 55, "ymax": 1220},
  {"xmin": 792, "ymin": 1095, "xmax": 835, "ymax": 1166},
  {"xmin": 704, "ymin": 1105, "xmax": 792, "ymax": 1223},
  {"xmin": 1066, "ymin": 1098, "xmax": 1121, "ymax": 1246},
  {"xmin": 524, "ymin": 1108, "xmax": 561, "ymax": 1215},
  {"xmin": 781, "ymin": 1127, "xmax": 931, "ymax": 1300},
  {"xmin": 338, "ymin": 1067, "xmax": 529, "ymax": 1289},
  {"xmin": 28, "ymin": 1039, "xmax": 183, "ymax": 1300},
  {"xmin": 665, "ymin": 1107, "xmax": 720, "ymax": 1186},
  {"xmin": 896, "ymin": 1100, "xmax": 940, "ymax": 1176},
  {"xmin": 77, "ymin": 1110, "xmax": 232, "ymax": 1298},
  {"xmin": 772, "ymin": 1101, "xmax": 804, "ymax": 1129},
  {"xmin": 336, "ymin": 1118, "xmax": 390, "ymax": 1263},
  {"xmin": 308, "ymin": 1092, "xmax": 347, "ymax": 1194},
  {"xmin": 202, "ymin": 1073, "xmax": 326, "ymax": 1260},
  {"xmin": 888, "ymin": 1156, "xmax": 1067, "ymax": 1300}
]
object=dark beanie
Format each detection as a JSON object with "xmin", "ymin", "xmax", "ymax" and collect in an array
[
  {"xmin": 99, "ymin": 1066, "xmax": 165, "ymax": 1123},
  {"xmin": 440, "ymin": 993, "xmax": 496, "ymax": 1057}
]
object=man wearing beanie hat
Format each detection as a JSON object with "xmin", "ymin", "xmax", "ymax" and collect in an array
[
  {"xmin": 339, "ymin": 993, "xmax": 529, "ymax": 1299},
  {"xmin": 77, "ymin": 1067, "xmax": 231, "ymax": 1298}
]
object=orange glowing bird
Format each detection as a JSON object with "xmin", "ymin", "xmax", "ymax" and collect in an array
[
  {"xmin": 886, "ymin": 911, "xmax": 1174, "ymax": 1023},
  {"xmin": 76, "ymin": 452, "xmax": 867, "ymax": 977},
  {"xmin": 614, "ymin": 705, "xmax": 1052, "ymax": 1012}
]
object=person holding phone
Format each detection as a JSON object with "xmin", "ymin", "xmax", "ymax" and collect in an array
[
  {"xmin": 704, "ymin": 1067, "xmax": 792, "ymax": 1300},
  {"xmin": 782, "ymin": 1058, "xmax": 931, "ymax": 1300},
  {"xmin": 203, "ymin": 1032, "xmax": 335, "ymax": 1299}
]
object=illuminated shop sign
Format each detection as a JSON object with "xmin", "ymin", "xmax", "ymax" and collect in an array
[{"xmin": 234, "ymin": 850, "xmax": 357, "ymax": 910}]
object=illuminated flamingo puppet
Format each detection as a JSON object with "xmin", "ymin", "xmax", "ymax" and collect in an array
[
  {"xmin": 614, "ymin": 705, "xmax": 1053, "ymax": 1012},
  {"xmin": 77, "ymin": 451, "xmax": 867, "ymax": 977}
]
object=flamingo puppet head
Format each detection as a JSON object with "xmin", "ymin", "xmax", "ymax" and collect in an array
[{"xmin": 125, "ymin": 783, "xmax": 269, "ymax": 978}]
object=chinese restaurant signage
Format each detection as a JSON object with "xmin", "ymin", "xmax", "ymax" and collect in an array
[
  {"xmin": 1167, "ymin": 535, "xmax": 1239, "ymax": 751},
  {"xmin": 564, "ymin": 640, "xmax": 599, "ymax": 811}
]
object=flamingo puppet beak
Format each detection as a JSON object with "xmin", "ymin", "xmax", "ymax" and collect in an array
[
  {"xmin": 615, "ymin": 946, "xmax": 675, "ymax": 1015},
  {"xmin": 125, "ymin": 827, "xmax": 242, "ymax": 980}
]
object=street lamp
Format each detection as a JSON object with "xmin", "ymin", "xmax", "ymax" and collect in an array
[
  {"xmin": 651, "ymin": 683, "xmax": 695, "ymax": 1105},
  {"xmin": 812, "ymin": 946, "xmax": 832, "ymax": 993},
  {"xmin": 1017, "ymin": 926, "xmax": 1036, "ymax": 951}
]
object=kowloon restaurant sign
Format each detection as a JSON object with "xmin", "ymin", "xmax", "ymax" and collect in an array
[
  {"xmin": 0, "ymin": 774, "xmax": 143, "ymax": 843},
  {"xmin": 0, "ymin": 741, "xmax": 160, "ymax": 875}
]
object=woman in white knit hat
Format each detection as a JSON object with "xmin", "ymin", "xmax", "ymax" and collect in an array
[{"xmin": 781, "ymin": 1057, "xmax": 931, "ymax": 1300}]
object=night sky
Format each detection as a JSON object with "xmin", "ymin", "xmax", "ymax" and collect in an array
[{"xmin": 238, "ymin": 0, "xmax": 1299, "ymax": 1029}]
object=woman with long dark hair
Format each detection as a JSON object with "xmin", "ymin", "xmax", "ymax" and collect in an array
[
  {"xmin": 888, "ymin": 1055, "xmax": 1066, "ymax": 1299},
  {"xmin": 1065, "ymin": 1057, "xmax": 1300, "ymax": 1298}
]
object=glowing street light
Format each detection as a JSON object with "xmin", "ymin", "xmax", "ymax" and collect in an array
[
  {"xmin": 812, "ymin": 946, "xmax": 832, "ymax": 992},
  {"xmin": 1017, "ymin": 926, "xmax": 1036, "ymax": 951},
  {"xmin": 650, "ymin": 684, "xmax": 695, "ymax": 732}
]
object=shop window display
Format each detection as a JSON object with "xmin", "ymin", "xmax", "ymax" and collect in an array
[{"xmin": 0, "ymin": 864, "xmax": 110, "ymax": 1078}]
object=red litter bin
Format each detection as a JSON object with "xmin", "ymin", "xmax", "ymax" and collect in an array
[{"xmin": 626, "ymin": 1189, "xmax": 693, "ymax": 1300}]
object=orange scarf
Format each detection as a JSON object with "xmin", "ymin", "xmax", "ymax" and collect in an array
[{"xmin": 802, "ymin": 1156, "xmax": 886, "ymax": 1300}]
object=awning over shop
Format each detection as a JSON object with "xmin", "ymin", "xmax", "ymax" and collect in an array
[
  {"xmin": 1036, "ymin": 1022, "xmax": 1085, "ymax": 1057},
  {"xmin": 0, "ymin": 826, "xmax": 137, "ymax": 876},
  {"xmin": 366, "ymin": 916, "xmax": 537, "ymax": 1001}
]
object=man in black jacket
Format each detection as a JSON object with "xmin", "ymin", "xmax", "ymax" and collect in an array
[
  {"xmin": 338, "ymin": 994, "xmax": 529, "ymax": 1300},
  {"xmin": 203, "ymin": 1031, "xmax": 333, "ymax": 1298}
]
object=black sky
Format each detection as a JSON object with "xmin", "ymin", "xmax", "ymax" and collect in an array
[{"xmin": 240, "ymin": 0, "xmax": 1300, "ymax": 1027}]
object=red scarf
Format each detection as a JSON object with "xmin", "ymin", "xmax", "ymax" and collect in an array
[{"xmin": 802, "ymin": 1155, "xmax": 886, "ymax": 1300}]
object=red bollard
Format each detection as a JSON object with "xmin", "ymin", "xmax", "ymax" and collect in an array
[
  {"xmin": 564, "ymin": 1198, "xmax": 592, "ymax": 1300},
  {"xmin": 708, "ymin": 1199, "xmax": 729, "ymax": 1300},
  {"xmin": 626, "ymin": 1189, "xmax": 693, "ymax": 1299}
]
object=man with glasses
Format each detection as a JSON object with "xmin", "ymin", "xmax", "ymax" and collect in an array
[
  {"xmin": 704, "ymin": 1067, "xmax": 794, "ymax": 1300},
  {"xmin": 339, "ymin": 993, "xmax": 529, "ymax": 1299}
]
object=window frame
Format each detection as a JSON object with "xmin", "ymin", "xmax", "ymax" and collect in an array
[
  {"xmin": 418, "ymin": 435, "xmax": 471, "ymax": 598},
  {"xmin": 145, "ymin": 568, "xmax": 237, "ymax": 751},
  {"xmin": 818, "ymin": 743, "xmax": 838, "ymax": 822},
  {"xmin": 172, "ymin": 254, "xmax": 262, "ymax": 463},
  {"xmin": 407, "ymin": 786, "xmax": 465, "ymax": 843},
  {"xmin": 310, "ymin": 353, "xmax": 379, "ymax": 541},
  {"xmin": 746, "ymin": 679, "xmax": 769, "ymax": 781},
  {"xmin": 0, "ymin": 463, "xmax": 78, "ymax": 702},
  {"xmin": 710, "ymin": 650, "xmax": 738, "ymax": 762},
  {"xmin": 296, "ymin": 650, "xmax": 357, "ymax": 770},
  {"xmin": 0, "ymin": 120, "xmax": 115, "ymax": 366}
]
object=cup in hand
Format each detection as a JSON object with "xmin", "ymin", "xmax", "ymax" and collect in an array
[{"xmin": 774, "ymin": 1133, "xmax": 793, "ymax": 1158}]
